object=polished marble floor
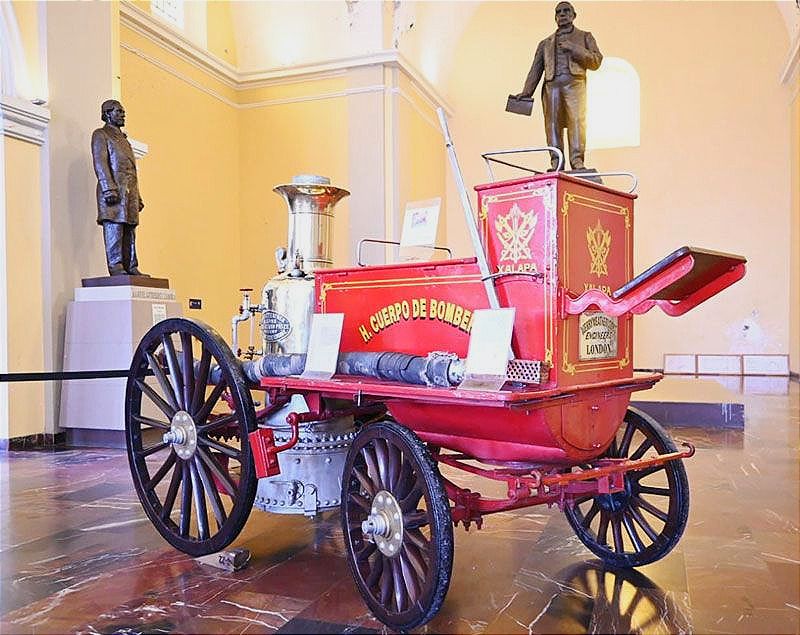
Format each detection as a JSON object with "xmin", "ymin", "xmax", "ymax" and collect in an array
[{"xmin": 1, "ymin": 377, "xmax": 798, "ymax": 634}]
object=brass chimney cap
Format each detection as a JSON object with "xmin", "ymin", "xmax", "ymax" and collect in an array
[{"xmin": 273, "ymin": 174, "xmax": 350, "ymax": 198}]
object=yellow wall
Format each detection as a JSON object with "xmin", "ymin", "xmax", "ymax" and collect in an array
[
  {"xmin": 120, "ymin": 25, "xmax": 241, "ymax": 336},
  {"xmin": 444, "ymin": 1, "xmax": 792, "ymax": 369},
  {"xmin": 238, "ymin": 79, "xmax": 350, "ymax": 291},
  {"xmin": 207, "ymin": 0, "xmax": 237, "ymax": 67},
  {"xmin": 791, "ymin": 90, "xmax": 799, "ymax": 375},
  {"xmin": 10, "ymin": 0, "xmax": 44, "ymax": 99},
  {"xmin": 3, "ymin": 138, "xmax": 45, "ymax": 438},
  {"xmin": 397, "ymin": 72, "xmax": 447, "ymax": 250}
]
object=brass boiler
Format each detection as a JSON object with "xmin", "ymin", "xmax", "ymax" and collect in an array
[
  {"xmin": 256, "ymin": 175, "xmax": 352, "ymax": 517},
  {"xmin": 260, "ymin": 175, "xmax": 349, "ymax": 355}
]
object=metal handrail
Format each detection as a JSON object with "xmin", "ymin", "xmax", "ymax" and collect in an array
[
  {"xmin": 569, "ymin": 171, "xmax": 639, "ymax": 194},
  {"xmin": 357, "ymin": 238, "xmax": 453, "ymax": 267},
  {"xmin": 481, "ymin": 146, "xmax": 565, "ymax": 181},
  {"xmin": 481, "ymin": 149, "xmax": 638, "ymax": 193}
]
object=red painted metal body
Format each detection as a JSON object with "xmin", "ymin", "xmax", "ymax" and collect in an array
[
  {"xmin": 252, "ymin": 172, "xmax": 744, "ymax": 520},
  {"xmin": 311, "ymin": 173, "xmax": 646, "ymax": 464}
]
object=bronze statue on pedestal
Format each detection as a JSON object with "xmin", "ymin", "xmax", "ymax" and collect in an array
[
  {"xmin": 91, "ymin": 99, "xmax": 148, "ymax": 276},
  {"xmin": 514, "ymin": 1, "xmax": 603, "ymax": 172}
]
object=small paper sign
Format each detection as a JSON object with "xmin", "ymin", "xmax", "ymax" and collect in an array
[
  {"xmin": 400, "ymin": 198, "xmax": 441, "ymax": 253},
  {"xmin": 459, "ymin": 308, "xmax": 515, "ymax": 391},
  {"xmin": 301, "ymin": 313, "xmax": 344, "ymax": 380}
]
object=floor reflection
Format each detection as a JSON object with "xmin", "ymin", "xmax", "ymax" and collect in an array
[{"xmin": 553, "ymin": 561, "xmax": 691, "ymax": 634}]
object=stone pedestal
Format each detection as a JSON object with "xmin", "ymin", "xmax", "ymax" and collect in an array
[{"xmin": 59, "ymin": 282, "xmax": 182, "ymax": 447}]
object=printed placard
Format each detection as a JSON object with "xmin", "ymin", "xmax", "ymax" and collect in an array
[
  {"xmin": 151, "ymin": 303, "xmax": 167, "ymax": 325},
  {"xmin": 400, "ymin": 198, "xmax": 441, "ymax": 251},
  {"xmin": 301, "ymin": 313, "xmax": 344, "ymax": 380},
  {"xmin": 578, "ymin": 312, "xmax": 618, "ymax": 360},
  {"xmin": 459, "ymin": 308, "xmax": 515, "ymax": 391}
]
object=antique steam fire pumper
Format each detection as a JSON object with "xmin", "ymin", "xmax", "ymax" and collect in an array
[{"xmin": 125, "ymin": 110, "xmax": 746, "ymax": 630}]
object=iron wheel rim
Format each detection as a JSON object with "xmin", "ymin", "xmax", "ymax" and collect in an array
[
  {"xmin": 564, "ymin": 407, "xmax": 690, "ymax": 567},
  {"xmin": 125, "ymin": 317, "xmax": 256, "ymax": 556}
]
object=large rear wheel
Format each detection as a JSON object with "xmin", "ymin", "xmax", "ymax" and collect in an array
[
  {"xmin": 564, "ymin": 407, "xmax": 690, "ymax": 568},
  {"xmin": 125, "ymin": 317, "xmax": 257, "ymax": 556}
]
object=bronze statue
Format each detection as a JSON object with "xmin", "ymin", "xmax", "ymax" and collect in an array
[
  {"xmin": 91, "ymin": 100, "xmax": 147, "ymax": 276},
  {"xmin": 514, "ymin": 1, "xmax": 602, "ymax": 171}
]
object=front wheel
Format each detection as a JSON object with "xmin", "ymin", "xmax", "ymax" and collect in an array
[
  {"xmin": 125, "ymin": 318, "xmax": 257, "ymax": 556},
  {"xmin": 564, "ymin": 407, "xmax": 690, "ymax": 568},
  {"xmin": 341, "ymin": 421, "xmax": 453, "ymax": 631}
]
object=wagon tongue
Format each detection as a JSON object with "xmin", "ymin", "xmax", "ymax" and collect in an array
[{"xmin": 563, "ymin": 246, "xmax": 746, "ymax": 318}]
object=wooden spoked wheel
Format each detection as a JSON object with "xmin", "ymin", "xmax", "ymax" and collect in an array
[
  {"xmin": 341, "ymin": 421, "xmax": 453, "ymax": 631},
  {"xmin": 564, "ymin": 407, "xmax": 690, "ymax": 568},
  {"xmin": 125, "ymin": 317, "xmax": 257, "ymax": 556}
]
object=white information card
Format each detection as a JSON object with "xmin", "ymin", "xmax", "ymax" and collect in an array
[
  {"xmin": 400, "ymin": 198, "xmax": 441, "ymax": 261},
  {"xmin": 459, "ymin": 308, "xmax": 516, "ymax": 391},
  {"xmin": 300, "ymin": 313, "xmax": 344, "ymax": 380}
]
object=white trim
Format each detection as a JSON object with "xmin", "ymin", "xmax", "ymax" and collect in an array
[
  {"xmin": 118, "ymin": 0, "xmax": 453, "ymax": 115},
  {"xmin": 120, "ymin": 0, "xmax": 237, "ymax": 89},
  {"xmin": 238, "ymin": 52, "xmax": 453, "ymax": 115},
  {"xmin": 395, "ymin": 88, "xmax": 441, "ymax": 134},
  {"xmin": 780, "ymin": 31, "xmax": 800, "ymax": 86},
  {"xmin": 0, "ymin": 105, "xmax": 8, "ymax": 439},
  {"xmin": 0, "ymin": 94, "xmax": 50, "ymax": 146},
  {"xmin": 238, "ymin": 69, "xmax": 349, "ymax": 91},
  {"xmin": 129, "ymin": 138, "xmax": 149, "ymax": 160},
  {"xmin": 122, "ymin": 41, "xmax": 394, "ymax": 112},
  {"xmin": 237, "ymin": 51, "xmax": 399, "ymax": 87},
  {"xmin": 120, "ymin": 42, "xmax": 238, "ymax": 108},
  {"xmin": 239, "ymin": 84, "xmax": 386, "ymax": 110}
]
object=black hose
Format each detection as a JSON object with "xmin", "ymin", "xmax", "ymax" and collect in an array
[{"xmin": 234, "ymin": 350, "xmax": 463, "ymax": 387}]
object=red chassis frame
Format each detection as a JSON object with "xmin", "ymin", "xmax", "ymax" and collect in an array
[{"xmin": 248, "ymin": 374, "xmax": 695, "ymax": 530}]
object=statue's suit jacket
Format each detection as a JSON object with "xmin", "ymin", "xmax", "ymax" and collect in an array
[
  {"xmin": 522, "ymin": 27, "xmax": 603, "ymax": 96},
  {"xmin": 91, "ymin": 124, "xmax": 142, "ymax": 225}
]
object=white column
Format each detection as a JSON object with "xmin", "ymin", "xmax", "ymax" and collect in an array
[{"xmin": 45, "ymin": 0, "xmax": 120, "ymax": 432}]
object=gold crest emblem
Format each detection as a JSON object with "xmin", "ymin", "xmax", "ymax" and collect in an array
[
  {"xmin": 586, "ymin": 219, "xmax": 611, "ymax": 277},
  {"xmin": 495, "ymin": 204, "xmax": 538, "ymax": 263}
]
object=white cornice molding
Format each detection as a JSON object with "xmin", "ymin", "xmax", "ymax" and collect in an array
[
  {"xmin": 0, "ymin": 94, "xmax": 50, "ymax": 146},
  {"xmin": 121, "ymin": 42, "xmax": 238, "ymax": 108},
  {"xmin": 120, "ymin": 0, "xmax": 238, "ymax": 89},
  {"xmin": 118, "ymin": 0, "xmax": 453, "ymax": 115},
  {"xmin": 129, "ymin": 138, "xmax": 148, "ymax": 160},
  {"xmin": 239, "ymin": 51, "xmax": 453, "ymax": 115}
]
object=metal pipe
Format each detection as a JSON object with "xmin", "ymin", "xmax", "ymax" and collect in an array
[
  {"xmin": 437, "ymin": 107, "xmax": 514, "ymax": 359},
  {"xmin": 437, "ymin": 108, "xmax": 502, "ymax": 313}
]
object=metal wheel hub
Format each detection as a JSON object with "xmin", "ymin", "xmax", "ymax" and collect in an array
[
  {"xmin": 163, "ymin": 411, "xmax": 197, "ymax": 460},
  {"xmin": 597, "ymin": 476, "xmax": 632, "ymax": 512},
  {"xmin": 361, "ymin": 490, "xmax": 403, "ymax": 557}
]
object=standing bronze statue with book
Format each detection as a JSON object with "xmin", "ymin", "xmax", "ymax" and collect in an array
[
  {"xmin": 512, "ymin": 1, "xmax": 602, "ymax": 172},
  {"xmin": 91, "ymin": 99, "xmax": 148, "ymax": 277}
]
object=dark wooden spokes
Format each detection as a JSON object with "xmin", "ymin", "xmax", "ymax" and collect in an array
[
  {"xmin": 564, "ymin": 409, "xmax": 689, "ymax": 567},
  {"xmin": 126, "ymin": 318, "xmax": 257, "ymax": 557},
  {"xmin": 345, "ymin": 438, "xmax": 433, "ymax": 615},
  {"xmin": 138, "ymin": 334, "xmax": 228, "ymax": 426},
  {"xmin": 140, "ymin": 447, "xmax": 241, "ymax": 541},
  {"xmin": 131, "ymin": 327, "xmax": 247, "ymax": 543}
]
